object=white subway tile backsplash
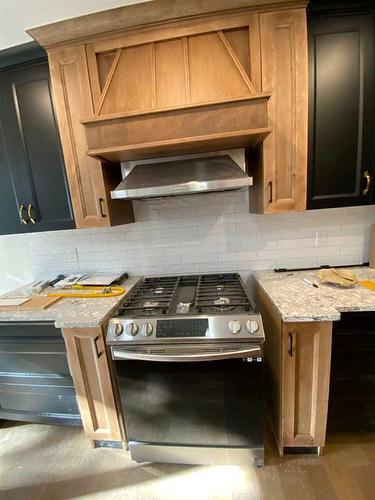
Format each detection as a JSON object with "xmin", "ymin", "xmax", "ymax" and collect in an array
[
  {"xmin": 182, "ymin": 254, "xmax": 218, "ymax": 264},
  {"xmin": 19, "ymin": 193, "xmax": 374, "ymax": 279}
]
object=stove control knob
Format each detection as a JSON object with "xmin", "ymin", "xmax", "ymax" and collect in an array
[
  {"xmin": 141, "ymin": 323, "xmax": 153, "ymax": 337},
  {"xmin": 112, "ymin": 322, "xmax": 124, "ymax": 337},
  {"xmin": 229, "ymin": 320, "xmax": 241, "ymax": 334},
  {"xmin": 125, "ymin": 322, "xmax": 139, "ymax": 337},
  {"xmin": 246, "ymin": 320, "xmax": 259, "ymax": 334}
]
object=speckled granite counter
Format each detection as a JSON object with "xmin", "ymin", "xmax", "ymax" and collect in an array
[
  {"xmin": 0, "ymin": 277, "xmax": 140, "ymax": 328},
  {"xmin": 254, "ymin": 267, "xmax": 375, "ymax": 322}
]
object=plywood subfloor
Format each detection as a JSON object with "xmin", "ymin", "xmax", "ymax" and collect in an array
[{"xmin": 0, "ymin": 420, "xmax": 374, "ymax": 500}]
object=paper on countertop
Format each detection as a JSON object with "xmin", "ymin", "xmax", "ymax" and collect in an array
[
  {"xmin": 0, "ymin": 297, "xmax": 31, "ymax": 307},
  {"xmin": 78, "ymin": 272, "xmax": 127, "ymax": 286}
]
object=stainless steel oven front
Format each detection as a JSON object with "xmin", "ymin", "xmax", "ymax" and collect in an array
[{"xmin": 112, "ymin": 343, "xmax": 264, "ymax": 467}]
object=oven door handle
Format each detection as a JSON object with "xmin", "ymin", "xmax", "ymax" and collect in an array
[{"xmin": 112, "ymin": 346, "xmax": 262, "ymax": 362}]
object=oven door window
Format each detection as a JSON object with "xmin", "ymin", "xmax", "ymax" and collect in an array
[{"xmin": 116, "ymin": 359, "xmax": 263, "ymax": 448}]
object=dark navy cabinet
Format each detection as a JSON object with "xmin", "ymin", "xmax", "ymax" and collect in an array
[
  {"xmin": 307, "ymin": 1, "xmax": 375, "ymax": 209},
  {"xmin": 0, "ymin": 44, "xmax": 74, "ymax": 235},
  {"xmin": 0, "ymin": 322, "xmax": 81, "ymax": 426}
]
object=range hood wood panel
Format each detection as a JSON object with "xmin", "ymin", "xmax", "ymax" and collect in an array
[
  {"xmin": 85, "ymin": 96, "xmax": 270, "ymax": 162},
  {"xmin": 87, "ymin": 129, "xmax": 271, "ymax": 163}
]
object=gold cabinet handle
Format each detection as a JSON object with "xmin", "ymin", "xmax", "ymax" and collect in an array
[
  {"xmin": 18, "ymin": 204, "xmax": 28, "ymax": 225},
  {"xmin": 362, "ymin": 170, "xmax": 371, "ymax": 196},
  {"xmin": 27, "ymin": 204, "xmax": 36, "ymax": 224}
]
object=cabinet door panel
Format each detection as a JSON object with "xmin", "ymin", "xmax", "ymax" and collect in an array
[
  {"xmin": 63, "ymin": 327, "xmax": 122, "ymax": 441},
  {"xmin": 48, "ymin": 47, "xmax": 111, "ymax": 228},
  {"xmin": 0, "ymin": 61, "xmax": 74, "ymax": 233},
  {"xmin": 307, "ymin": 15, "xmax": 375, "ymax": 209},
  {"xmin": 0, "ymin": 124, "xmax": 28, "ymax": 235},
  {"xmin": 260, "ymin": 9, "xmax": 308, "ymax": 213},
  {"xmin": 282, "ymin": 322, "xmax": 332, "ymax": 447},
  {"xmin": 48, "ymin": 46, "xmax": 134, "ymax": 228}
]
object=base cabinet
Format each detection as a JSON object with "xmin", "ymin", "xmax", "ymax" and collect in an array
[
  {"xmin": 254, "ymin": 283, "xmax": 332, "ymax": 454},
  {"xmin": 282, "ymin": 321, "xmax": 332, "ymax": 448},
  {"xmin": 62, "ymin": 326, "xmax": 122, "ymax": 442}
]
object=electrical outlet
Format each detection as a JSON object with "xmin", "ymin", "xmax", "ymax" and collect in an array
[{"xmin": 315, "ymin": 230, "xmax": 327, "ymax": 247}]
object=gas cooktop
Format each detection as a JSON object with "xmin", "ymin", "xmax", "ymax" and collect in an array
[
  {"xmin": 107, "ymin": 273, "xmax": 264, "ymax": 345},
  {"xmin": 118, "ymin": 273, "xmax": 255, "ymax": 317}
]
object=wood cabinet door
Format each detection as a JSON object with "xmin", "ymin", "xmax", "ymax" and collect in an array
[
  {"xmin": 307, "ymin": 13, "xmax": 375, "ymax": 209},
  {"xmin": 282, "ymin": 321, "xmax": 332, "ymax": 447},
  {"xmin": 0, "ymin": 60, "xmax": 74, "ymax": 234},
  {"xmin": 260, "ymin": 9, "xmax": 308, "ymax": 213},
  {"xmin": 48, "ymin": 46, "xmax": 133, "ymax": 229},
  {"xmin": 62, "ymin": 327, "xmax": 122, "ymax": 441}
]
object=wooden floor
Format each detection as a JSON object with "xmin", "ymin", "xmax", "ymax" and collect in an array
[{"xmin": 0, "ymin": 421, "xmax": 374, "ymax": 500}]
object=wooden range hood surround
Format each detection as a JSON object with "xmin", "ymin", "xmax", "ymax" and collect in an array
[
  {"xmin": 27, "ymin": 0, "xmax": 309, "ymax": 225},
  {"xmin": 65, "ymin": 10, "xmax": 274, "ymax": 163}
]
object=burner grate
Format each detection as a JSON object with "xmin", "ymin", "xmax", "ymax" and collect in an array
[
  {"xmin": 118, "ymin": 273, "xmax": 253, "ymax": 316},
  {"xmin": 193, "ymin": 273, "xmax": 252, "ymax": 311},
  {"xmin": 119, "ymin": 276, "xmax": 180, "ymax": 316}
]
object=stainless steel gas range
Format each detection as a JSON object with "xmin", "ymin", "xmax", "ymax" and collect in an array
[{"xmin": 107, "ymin": 273, "xmax": 265, "ymax": 467}]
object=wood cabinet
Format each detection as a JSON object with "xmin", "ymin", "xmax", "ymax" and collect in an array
[
  {"xmin": 249, "ymin": 9, "xmax": 308, "ymax": 214},
  {"xmin": 48, "ymin": 46, "xmax": 134, "ymax": 228},
  {"xmin": 62, "ymin": 326, "xmax": 123, "ymax": 443},
  {"xmin": 0, "ymin": 56, "xmax": 75, "ymax": 234},
  {"xmin": 282, "ymin": 321, "xmax": 332, "ymax": 448},
  {"xmin": 307, "ymin": 3, "xmax": 375, "ymax": 209},
  {"xmin": 254, "ymin": 282, "xmax": 332, "ymax": 454}
]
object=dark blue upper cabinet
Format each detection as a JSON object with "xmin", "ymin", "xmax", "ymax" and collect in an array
[
  {"xmin": 307, "ymin": 1, "xmax": 375, "ymax": 209},
  {"xmin": 0, "ymin": 50, "xmax": 75, "ymax": 235}
]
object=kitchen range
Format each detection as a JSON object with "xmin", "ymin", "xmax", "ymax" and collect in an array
[{"xmin": 107, "ymin": 273, "xmax": 265, "ymax": 466}]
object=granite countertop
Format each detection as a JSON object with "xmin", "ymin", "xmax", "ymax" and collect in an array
[
  {"xmin": 254, "ymin": 267, "xmax": 375, "ymax": 322},
  {"xmin": 0, "ymin": 277, "xmax": 140, "ymax": 329}
]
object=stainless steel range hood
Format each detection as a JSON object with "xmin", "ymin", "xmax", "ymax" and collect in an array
[{"xmin": 111, "ymin": 150, "xmax": 252, "ymax": 200}]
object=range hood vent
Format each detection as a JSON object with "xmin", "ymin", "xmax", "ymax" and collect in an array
[{"xmin": 111, "ymin": 154, "xmax": 253, "ymax": 200}]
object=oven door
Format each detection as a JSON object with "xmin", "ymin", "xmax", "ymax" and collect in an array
[{"xmin": 113, "ymin": 343, "xmax": 264, "ymax": 466}]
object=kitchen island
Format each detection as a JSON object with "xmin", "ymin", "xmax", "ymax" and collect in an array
[
  {"xmin": 0, "ymin": 276, "xmax": 139, "ymax": 446},
  {"xmin": 253, "ymin": 266, "xmax": 375, "ymax": 456}
]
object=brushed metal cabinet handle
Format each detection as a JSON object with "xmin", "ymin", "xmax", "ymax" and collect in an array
[{"xmin": 362, "ymin": 170, "xmax": 371, "ymax": 196}]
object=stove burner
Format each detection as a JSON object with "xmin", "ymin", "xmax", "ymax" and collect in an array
[
  {"xmin": 214, "ymin": 297, "xmax": 230, "ymax": 306},
  {"xmin": 176, "ymin": 302, "xmax": 191, "ymax": 314},
  {"xmin": 143, "ymin": 301, "xmax": 159, "ymax": 308}
]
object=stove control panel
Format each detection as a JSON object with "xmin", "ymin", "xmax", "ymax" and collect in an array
[{"xmin": 107, "ymin": 315, "xmax": 265, "ymax": 344}]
